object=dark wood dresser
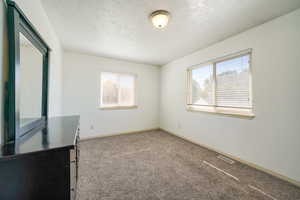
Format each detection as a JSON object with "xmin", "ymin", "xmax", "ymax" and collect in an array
[{"xmin": 0, "ymin": 116, "xmax": 80, "ymax": 200}]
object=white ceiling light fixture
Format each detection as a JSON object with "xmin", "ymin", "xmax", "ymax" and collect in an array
[{"xmin": 150, "ymin": 10, "xmax": 170, "ymax": 29}]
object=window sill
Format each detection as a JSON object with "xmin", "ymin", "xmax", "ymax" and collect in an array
[
  {"xmin": 186, "ymin": 105, "xmax": 255, "ymax": 118},
  {"xmin": 99, "ymin": 105, "xmax": 138, "ymax": 110}
]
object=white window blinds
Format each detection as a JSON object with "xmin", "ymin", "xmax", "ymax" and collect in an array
[
  {"xmin": 101, "ymin": 72, "xmax": 136, "ymax": 108},
  {"xmin": 216, "ymin": 55, "xmax": 251, "ymax": 108},
  {"xmin": 188, "ymin": 51, "xmax": 252, "ymax": 112}
]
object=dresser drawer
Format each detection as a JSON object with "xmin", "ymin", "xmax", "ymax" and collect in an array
[
  {"xmin": 70, "ymin": 159, "xmax": 77, "ymax": 200},
  {"xmin": 70, "ymin": 149, "xmax": 77, "ymax": 200},
  {"xmin": 69, "ymin": 126, "xmax": 80, "ymax": 200}
]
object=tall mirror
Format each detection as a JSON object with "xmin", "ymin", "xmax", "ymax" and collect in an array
[
  {"xmin": 20, "ymin": 33, "xmax": 43, "ymax": 127},
  {"xmin": 5, "ymin": 0, "xmax": 50, "ymax": 145}
]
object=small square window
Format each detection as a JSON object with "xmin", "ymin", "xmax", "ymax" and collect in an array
[{"xmin": 100, "ymin": 72, "xmax": 137, "ymax": 109}]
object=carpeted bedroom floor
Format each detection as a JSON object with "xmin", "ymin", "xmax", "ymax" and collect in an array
[{"xmin": 77, "ymin": 130, "xmax": 300, "ymax": 200}]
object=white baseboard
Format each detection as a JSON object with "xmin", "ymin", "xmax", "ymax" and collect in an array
[
  {"xmin": 79, "ymin": 126, "xmax": 300, "ymax": 187},
  {"xmin": 160, "ymin": 128, "xmax": 300, "ymax": 188},
  {"xmin": 80, "ymin": 128, "xmax": 160, "ymax": 141}
]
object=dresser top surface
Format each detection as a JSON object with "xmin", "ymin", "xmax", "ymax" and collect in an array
[{"xmin": 0, "ymin": 116, "xmax": 80, "ymax": 159}]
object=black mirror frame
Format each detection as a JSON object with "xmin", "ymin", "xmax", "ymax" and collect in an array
[{"xmin": 5, "ymin": 0, "xmax": 51, "ymax": 145}]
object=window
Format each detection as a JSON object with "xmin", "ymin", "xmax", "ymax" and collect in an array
[
  {"xmin": 100, "ymin": 72, "xmax": 137, "ymax": 109},
  {"xmin": 187, "ymin": 50, "xmax": 253, "ymax": 117}
]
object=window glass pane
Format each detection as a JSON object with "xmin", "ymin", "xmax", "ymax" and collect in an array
[
  {"xmin": 119, "ymin": 75, "xmax": 135, "ymax": 106},
  {"xmin": 216, "ymin": 55, "xmax": 250, "ymax": 108},
  {"xmin": 101, "ymin": 72, "xmax": 119, "ymax": 106},
  {"xmin": 191, "ymin": 64, "xmax": 214, "ymax": 105}
]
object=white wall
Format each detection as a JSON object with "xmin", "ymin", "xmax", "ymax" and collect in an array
[
  {"xmin": 160, "ymin": 9, "xmax": 300, "ymax": 183},
  {"xmin": 62, "ymin": 51, "xmax": 160, "ymax": 138},
  {"xmin": 14, "ymin": 0, "xmax": 63, "ymax": 117}
]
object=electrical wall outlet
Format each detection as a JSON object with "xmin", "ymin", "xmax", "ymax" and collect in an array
[{"xmin": 177, "ymin": 121, "xmax": 181, "ymax": 129}]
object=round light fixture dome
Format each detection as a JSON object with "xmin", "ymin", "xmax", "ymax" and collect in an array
[{"xmin": 150, "ymin": 10, "xmax": 170, "ymax": 29}]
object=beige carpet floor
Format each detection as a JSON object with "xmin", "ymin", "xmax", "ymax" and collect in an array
[{"xmin": 77, "ymin": 130, "xmax": 300, "ymax": 200}]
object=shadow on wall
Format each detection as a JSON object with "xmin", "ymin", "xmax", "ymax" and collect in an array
[{"xmin": 0, "ymin": 0, "xmax": 9, "ymax": 145}]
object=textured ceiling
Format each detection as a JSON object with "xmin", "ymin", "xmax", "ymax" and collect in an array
[{"xmin": 41, "ymin": 0, "xmax": 300, "ymax": 66}]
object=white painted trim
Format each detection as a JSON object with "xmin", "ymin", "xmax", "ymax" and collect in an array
[
  {"xmin": 80, "ymin": 128, "xmax": 160, "ymax": 141},
  {"xmin": 186, "ymin": 105, "xmax": 255, "ymax": 118},
  {"xmin": 80, "ymin": 127, "xmax": 300, "ymax": 187},
  {"xmin": 187, "ymin": 48, "xmax": 252, "ymax": 70},
  {"xmin": 160, "ymin": 128, "xmax": 300, "ymax": 188},
  {"xmin": 99, "ymin": 105, "xmax": 138, "ymax": 110},
  {"xmin": 186, "ymin": 49, "xmax": 254, "ymax": 116}
]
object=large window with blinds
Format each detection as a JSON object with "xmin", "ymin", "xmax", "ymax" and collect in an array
[
  {"xmin": 100, "ymin": 72, "xmax": 137, "ymax": 109},
  {"xmin": 187, "ymin": 50, "xmax": 253, "ymax": 116}
]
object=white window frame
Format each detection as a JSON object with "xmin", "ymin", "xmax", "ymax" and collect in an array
[
  {"xmin": 186, "ymin": 49, "xmax": 254, "ymax": 117},
  {"xmin": 100, "ymin": 72, "xmax": 137, "ymax": 110}
]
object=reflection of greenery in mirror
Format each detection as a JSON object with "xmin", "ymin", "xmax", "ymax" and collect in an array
[{"xmin": 19, "ymin": 33, "xmax": 43, "ymax": 127}]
